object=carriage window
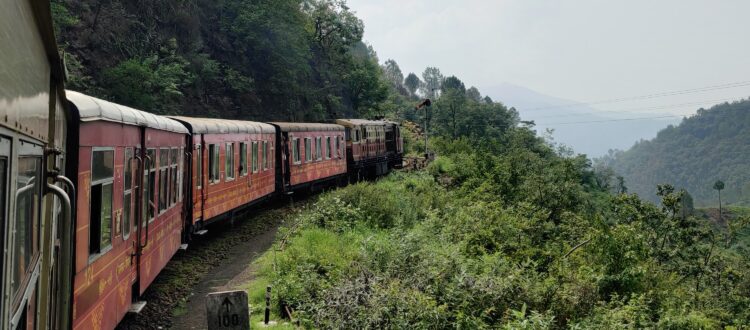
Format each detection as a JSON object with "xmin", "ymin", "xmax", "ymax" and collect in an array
[
  {"xmin": 170, "ymin": 148, "xmax": 178, "ymax": 205},
  {"xmin": 12, "ymin": 154, "xmax": 41, "ymax": 303},
  {"xmin": 178, "ymin": 147, "xmax": 183, "ymax": 202},
  {"xmin": 326, "ymin": 137, "xmax": 332, "ymax": 159},
  {"xmin": 316, "ymin": 137, "xmax": 322, "ymax": 160},
  {"xmin": 159, "ymin": 148, "xmax": 169, "ymax": 212},
  {"xmin": 208, "ymin": 144, "xmax": 219, "ymax": 183},
  {"xmin": 144, "ymin": 149, "xmax": 156, "ymax": 221},
  {"xmin": 90, "ymin": 150, "xmax": 113, "ymax": 257},
  {"xmin": 0, "ymin": 157, "xmax": 6, "ymax": 300},
  {"xmin": 262, "ymin": 141, "xmax": 268, "ymax": 170},
  {"xmin": 335, "ymin": 136, "xmax": 341, "ymax": 158},
  {"xmin": 196, "ymin": 145, "xmax": 202, "ymax": 188},
  {"xmin": 240, "ymin": 143, "xmax": 248, "ymax": 176},
  {"xmin": 252, "ymin": 141, "xmax": 259, "ymax": 173},
  {"xmin": 269, "ymin": 142, "xmax": 273, "ymax": 169},
  {"xmin": 123, "ymin": 148, "xmax": 133, "ymax": 239},
  {"xmin": 292, "ymin": 138, "xmax": 301, "ymax": 164},
  {"xmin": 305, "ymin": 138, "xmax": 312, "ymax": 162},
  {"xmin": 225, "ymin": 143, "xmax": 235, "ymax": 181}
]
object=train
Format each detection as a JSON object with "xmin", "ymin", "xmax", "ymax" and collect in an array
[{"xmin": 0, "ymin": 1, "xmax": 404, "ymax": 329}]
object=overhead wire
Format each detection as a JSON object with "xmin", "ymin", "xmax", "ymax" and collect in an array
[
  {"xmin": 529, "ymin": 96, "xmax": 748, "ymax": 119},
  {"xmin": 521, "ymin": 80, "xmax": 750, "ymax": 112}
]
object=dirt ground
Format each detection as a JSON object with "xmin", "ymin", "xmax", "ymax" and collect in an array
[
  {"xmin": 116, "ymin": 199, "xmax": 307, "ymax": 330},
  {"xmin": 168, "ymin": 226, "xmax": 277, "ymax": 329}
]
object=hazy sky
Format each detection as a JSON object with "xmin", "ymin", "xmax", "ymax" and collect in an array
[{"xmin": 346, "ymin": 0, "xmax": 750, "ymax": 117}]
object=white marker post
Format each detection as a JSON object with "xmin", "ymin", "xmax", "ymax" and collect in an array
[{"xmin": 206, "ymin": 290, "xmax": 250, "ymax": 330}]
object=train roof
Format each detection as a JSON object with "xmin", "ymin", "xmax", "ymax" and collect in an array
[
  {"xmin": 168, "ymin": 116, "xmax": 275, "ymax": 134},
  {"xmin": 269, "ymin": 122, "xmax": 344, "ymax": 132},
  {"xmin": 66, "ymin": 90, "xmax": 189, "ymax": 134},
  {"xmin": 335, "ymin": 119, "xmax": 391, "ymax": 127}
]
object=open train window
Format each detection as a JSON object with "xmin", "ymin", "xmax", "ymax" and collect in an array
[
  {"xmin": 262, "ymin": 141, "xmax": 268, "ymax": 170},
  {"xmin": 326, "ymin": 137, "xmax": 332, "ymax": 159},
  {"xmin": 123, "ymin": 148, "xmax": 133, "ymax": 239},
  {"xmin": 208, "ymin": 144, "xmax": 219, "ymax": 183},
  {"xmin": 240, "ymin": 143, "xmax": 248, "ymax": 176},
  {"xmin": 225, "ymin": 143, "xmax": 235, "ymax": 182},
  {"xmin": 170, "ymin": 148, "xmax": 178, "ymax": 205},
  {"xmin": 316, "ymin": 137, "xmax": 322, "ymax": 161},
  {"xmin": 292, "ymin": 138, "xmax": 301, "ymax": 164},
  {"xmin": 144, "ymin": 149, "xmax": 156, "ymax": 222},
  {"xmin": 305, "ymin": 138, "xmax": 312, "ymax": 163},
  {"xmin": 335, "ymin": 136, "xmax": 341, "ymax": 158},
  {"xmin": 159, "ymin": 148, "xmax": 169, "ymax": 213},
  {"xmin": 252, "ymin": 141, "xmax": 259, "ymax": 173},
  {"xmin": 196, "ymin": 145, "xmax": 202, "ymax": 188},
  {"xmin": 90, "ymin": 149, "xmax": 114, "ymax": 259},
  {"xmin": 178, "ymin": 147, "xmax": 183, "ymax": 202}
]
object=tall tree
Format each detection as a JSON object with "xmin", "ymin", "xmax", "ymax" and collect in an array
[
  {"xmin": 420, "ymin": 67, "xmax": 444, "ymax": 100},
  {"xmin": 714, "ymin": 180, "xmax": 725, "ymax": 221},
  {"xmin": 382, "ymin": 59, "xmax": 404, "ymax": 88},
  {"xmin": 404, "ymin": 73, "xmax": 421, "ymax": 97},
  {"xmin": 440, "ymin": 75, "xmax": 466, "ymax": 138},
  {"xmin": 466, "ymin": 86, "xmax": 482, "ymax": 103}
]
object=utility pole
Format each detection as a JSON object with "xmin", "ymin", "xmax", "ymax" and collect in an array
[{"xmin": 414, "ymin": 99, "xmax": 432, "ymax": 159}]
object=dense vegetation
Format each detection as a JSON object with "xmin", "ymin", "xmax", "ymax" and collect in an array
[
  {"xmin": 51, "ymin": 1, "xmax": 750, "ymax": 327},
  {"xmin": 52, "ymin": 0, "xmax": 512, "ymax": 132},
  {"xmin": 600, "ymin": 99, "xmax": 750, "ymax": 206},
  {"xmin": 248, "ymin": 120, "xmax": 750, "ymax": 328}
]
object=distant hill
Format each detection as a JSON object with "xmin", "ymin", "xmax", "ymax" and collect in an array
[
  {"xmin": 601, "ymin": 99, "xmax": 750, "ymax": 206},
  {"xmin": 484, "ymin": 83, "xmax": 677, "ymax": 156}
]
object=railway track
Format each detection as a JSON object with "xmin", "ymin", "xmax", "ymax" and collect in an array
[{"xmin": 115, "ymin": 196, "xmax": 315, "ymax": 329}]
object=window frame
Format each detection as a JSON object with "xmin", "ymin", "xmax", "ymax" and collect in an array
[
  {"xmin": 305, "ymin": 138, "xmax": 312, "ymax": 163},
  {"xmin": 10, "ymin": 139, "xmax": 43, "ymax": 310},
  {"xmin": 170, "ymin": 147, "xmax": 179, "ymax": 206},
  {"xmin": 158, "ymin": 148, "xmax": 170, "ymax": 214},
  {"xmin": 252, "ymin": 141, "xmax": 259, "ymax": 173},
  {"xmin": 240, "ymin": 142, "xmax": 248, "ymax": 176},
  {"xmin": 315, "ymin": 137, "xmax": 322, "ymax": 161},
  {"xmin": 335, "ymin": 135, "xmax": 341, "ymax": 158},
  {"xmin": 89, "ymin": 147, "xmax": 115, "ymax": 262},
  {"xmin": 225, "ymin": 143, "xmax": 235, "ymax": 182},
  {"xmin": 292, "ymin": 138, "xmax": 301, "ymax": 164},
  {"xmin": 262, "ymin": 141, "xmax": 268, "ymax": 171},
  {"xmin": 195, "ymin": 144, "xmax": 202, "ymax": 189},
  {"xmin": 122, "ymin": 147, "xmax": 134, "ymax": 240},
  {"xmin": 325, "ymin": 136, "xmax": 332, "ymax": 159},
  {"xmin": 208, "ymin": 144, "xmax": 219, "ymax": 184},
  {"xmin": 144, "ymin": 148, "xmax": 157, "ymax": 223}
]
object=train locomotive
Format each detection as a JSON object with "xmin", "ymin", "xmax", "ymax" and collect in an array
[{"xmin": 1, "ymin": 2, "xmax": 403, "ymax": 329}]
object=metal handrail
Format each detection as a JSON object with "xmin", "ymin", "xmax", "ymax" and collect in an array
[
  {"xmin": 47, "ymin": 178, "xmax": 72, "ymax": 330},
  {"xmin": 142, "ymin": 154, "xmax": 152, "ymax": 250}
]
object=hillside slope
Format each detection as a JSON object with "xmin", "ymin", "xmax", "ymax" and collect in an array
[
  {"xmin": 51, "ymin": 0, "xmax": 389, "ymax": 121},
  {"xmin": 602, "ymin": 99, "xmax": 750, "ymax": 205}
]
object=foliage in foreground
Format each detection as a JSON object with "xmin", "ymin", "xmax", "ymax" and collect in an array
[{"xmin": 249, "ymin": 130, "xmax": 750, "ymax": 329}]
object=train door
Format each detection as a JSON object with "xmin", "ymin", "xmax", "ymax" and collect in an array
[
  {"xmin": 138, "ymin": 147, "xmax": 157, "ymax": 294},
  {"xmin": 2, "ymin": 137, "xmax": 44, "ymax": 330}
]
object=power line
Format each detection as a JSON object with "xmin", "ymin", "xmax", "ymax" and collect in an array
[
  {"xmin": 522, "ymin": 80, "xmax": 750, "ymax": 112},
  {"xmin": 539, "ymin": 115, "xmax": 682, "ymax": 126},
  {"xmin": 529, "ymin": 96, "xmax": 749, "ymax": 119}
]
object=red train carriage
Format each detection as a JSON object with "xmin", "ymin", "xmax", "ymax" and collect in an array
[
  {"xmin": 270, "ymin": 123, "xmax": 347, "ymax": 192},
  {"xmin": 336, "ymin": 119, "xmax": 392, "ymax": 177},
  {"xmin": 66, "ymin": 91, "xmax": 189, "ymax": 330},
  {"xmin": 0, "ymin": 1, "xmax": 70, "ymax": 328},
  {"xmin": 168, "ymin": 117, "xmax": 276, "ymax": 231},
  {"xmin": 383, "ymin": 121, "xmax": 404, "ymax": 169}
]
